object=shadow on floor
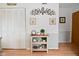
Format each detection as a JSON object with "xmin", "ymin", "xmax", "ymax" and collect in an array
[{"xmin": 70, "ymin": 44, "xmax": 79, "ymax": 56}]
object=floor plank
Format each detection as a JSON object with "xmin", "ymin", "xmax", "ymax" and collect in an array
[{"xmin": 0, "ymin": 43, "xmax": 79, "ymax": 56}]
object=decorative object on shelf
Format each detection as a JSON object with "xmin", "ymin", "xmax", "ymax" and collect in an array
[
  {"xmin": 39, "ymin": 38, "xmax": 42, "ymax": 42},
  {"xmin": 31, "ymin": 30, "xmax": 36, "ymax": 35},
  {"xmin": 44, "ymin": 44, "xmax": 47, "ymax": 48},
  {"xmin": 42, "ymin": 44, "xmax": 45, "ymax": 48},
  {"xmin": 49, "ymin": 18, "xmax": 56, "ymax": 25},
  {"xmin": 32, "ymin": 37, "xmax": 38, "ymax": 42},
  {"xmin": 31, "ymin": 7, "xmax": 56, "ymax": 16},
  {"xmin": 33, "ymin": 45, "xmax": 38, "ymax": 49},
  {"xmin": 42, "ymin": 37, "xmax": 47, "ymax": 42},
  {"xmin": 59, "ymin": 17, "xmax": 66, "ymax": 23},
  {"xmin": 30, "ymin": 17, "xmax": 36, "ymax": 25},
  {"xmin": 37, "ymin": 32, "xmax": 40, "ymax": 35},
  {"xmin": 40, "ymin": 29, "xmax": 45, "ymax": 35},
  {"xmin": 37, "ymin": 44, "xmax": 41, "ymax": 49}
]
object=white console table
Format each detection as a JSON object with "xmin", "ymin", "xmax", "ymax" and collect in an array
[{"xmin": 31, "ymin": 34, "xmax": 48, "ymax": 53}]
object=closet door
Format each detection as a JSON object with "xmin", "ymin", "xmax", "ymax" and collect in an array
[
  {"xmin": 72, "ymin": 11, "xmax": 79, "ymax": 46},
  {"xmin": 1, "ymin": 8, "xmax": 26, "ymax": 49}
]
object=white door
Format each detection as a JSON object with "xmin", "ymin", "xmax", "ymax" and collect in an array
[{"xmin": 0, "ymin": 8, "xmax": 26, "ymax": 49}]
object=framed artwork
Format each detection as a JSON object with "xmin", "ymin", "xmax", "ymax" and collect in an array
[
  {"xmin": 30, "ymin": 17, "xmax": 36, "ymax": 25},
  {"xmin": 59, "ymin": 17, "xmax": 66, "ymax": 23},
  {"xmin": 49, "ymin": 18, "xmax": 56, "ymax": 25}
]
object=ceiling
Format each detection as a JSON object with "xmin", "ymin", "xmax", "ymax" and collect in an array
[{"xmin": 59, "ymin": 3, "xmax": 79, "ymax": 8}]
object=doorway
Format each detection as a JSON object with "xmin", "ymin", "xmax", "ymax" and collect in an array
[{"xmin": 0, "ymin": 8, "xmax": 26, "ymax": 49}]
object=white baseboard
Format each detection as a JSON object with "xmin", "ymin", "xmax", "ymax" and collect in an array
[{"xmin": 59, "ymin": 41, "xmax": 71, "ymax": 43}]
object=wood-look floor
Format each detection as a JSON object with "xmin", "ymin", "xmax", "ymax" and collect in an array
[{"xmin": 0, "ymin": 43, "xmax": 79, "ymax": 56}]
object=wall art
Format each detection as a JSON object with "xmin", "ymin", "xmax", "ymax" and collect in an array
[
  {"xmin": 31, "ymin": 7, "xmax": 55, "ymax": 16},
  {"xmin": 59, "ymin": 17, "xmax": 66, "ymax": 23},
  {"xmin": 30, "ymin": 17, "xmax": 36, "ymax": 25},
  {"xmin": 49, "ymin": 18, "xmax": 56, "ymax": 25}
]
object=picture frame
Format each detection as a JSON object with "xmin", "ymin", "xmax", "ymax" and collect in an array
[
  {"xmin": 30, "ymin": 17, "xmax": 36, "ymax": 25},
  {"xmin": 59, "ymin": 17, "xmax": 66, "ymax": 23},
  {"xmin": 49, "ymin": 18, "xmax": 56, "ymax": 25}
]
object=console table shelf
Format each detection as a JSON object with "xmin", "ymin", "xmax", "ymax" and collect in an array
[{"xmin": 31, "ymin": 34, "xmax": 48, "ymax": 53}]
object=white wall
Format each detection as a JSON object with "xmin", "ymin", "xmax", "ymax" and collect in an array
[
  {"xmin": 59, "ymin": 3, "xmax": 79, "ymax": 43},
  {"xmin": 0, "ymin": 9, "xmax": 2, "ymax": 51},
  {"xmin": 59, "ymin": 8, "xmax": 72, "ymax": 43},
  {"xmin": 25, "ymin": 3, "xmax": 59, "ymax": 49},
  {"xmin": 0, "ymin": 3, "xmax": 59, "ymax": 49},
  {"xmin": 1, "ymin": 3, "xmax": 79, "ymax": 48},
  {"xmin": 0, "ymin": 11, "xmax": 2, "ymax": 37}
]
